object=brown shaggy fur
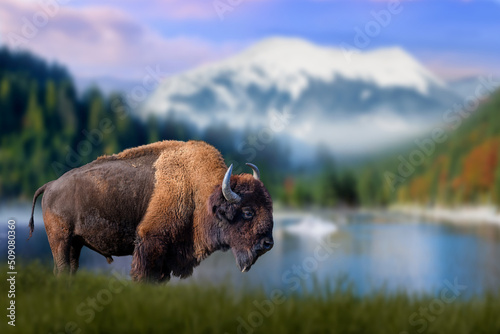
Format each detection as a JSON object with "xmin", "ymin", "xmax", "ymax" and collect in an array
[{"xmin": 29, "ymin": 140, "xmax": 274, "ymax": 282}]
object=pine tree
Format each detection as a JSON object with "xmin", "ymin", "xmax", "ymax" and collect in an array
[
  {"xmin": 23, "ymin": 82, "xmax": 45, "ymax": 137},
  {"xmin": 0, "ymin": 77, "xmax": 12, "ymax": 134},
  {"xmin": 147, "ymin": 115, "xmax": 160, "ymax": 144}
]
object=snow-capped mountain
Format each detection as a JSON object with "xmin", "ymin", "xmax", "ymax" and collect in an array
[{"xmin": 141, "ymin": 37, "xmax": 461, "ymax": 154}]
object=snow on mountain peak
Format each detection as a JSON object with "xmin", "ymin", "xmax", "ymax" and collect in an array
[
  {"xmin": 229, "ymin": 37, "xmax": 443, "ymax": 96},
  {"xmin": 141, "ymin": 37, "xmax": 457, "ymax": 155},
  {"xmin": 148, "ymin": 37, "xmax": 442, "ymax": 109},
  {"xmin": 143, "ymin": 37, "xmax": 449, "ymax": 122}
]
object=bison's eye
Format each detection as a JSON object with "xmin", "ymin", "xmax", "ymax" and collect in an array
[{"xmin": 242, "ymin": 208, "xmax": 254, "ymax": 220}]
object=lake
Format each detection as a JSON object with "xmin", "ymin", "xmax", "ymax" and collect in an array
[{"xmin": 2, "ymin": 203, "xmax": 500, "ymax": 297}]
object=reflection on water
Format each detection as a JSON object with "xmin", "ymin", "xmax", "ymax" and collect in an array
[
  {"xmin": 1, "ymin": 203, "xmax": 500, "ymax": 296},
  {"xmin": 284, "ymin": 215, "xmax": 338, "ymax": 239}
]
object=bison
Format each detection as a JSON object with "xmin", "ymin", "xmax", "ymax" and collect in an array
[{"xmin": 28, "ymin": 140, "xmax": 274, "ymax": 282}]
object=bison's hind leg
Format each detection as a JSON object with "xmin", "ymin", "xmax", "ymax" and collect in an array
[
  {"xmin": 69, "ymin": 238, "xmax": 84, "ymax": 275},
  {"xmin": 44, "ymin": 211, "xmax": 73, "ymax": 276},
  {"xmin": 49, "ymin": 237, "xmax": 71, "ymax": 275}
]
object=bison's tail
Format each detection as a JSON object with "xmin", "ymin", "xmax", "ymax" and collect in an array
[{"xmin": 28, "ymin": 181, "xmax": 52, "ymax": 240}]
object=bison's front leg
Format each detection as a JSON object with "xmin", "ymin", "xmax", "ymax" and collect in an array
[{"xmin": 130, "ymin": 235, "xmax": 170, "ymax": 283}]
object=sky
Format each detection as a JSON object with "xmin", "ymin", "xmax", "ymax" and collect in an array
[{"xmin": 0, "ymin": 0, "xmax": 499, "ymax": 82}]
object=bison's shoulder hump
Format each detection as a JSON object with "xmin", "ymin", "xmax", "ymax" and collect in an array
[{"xmin": 97, "ymin": 140, "xmax": 186, "ymax": 162}]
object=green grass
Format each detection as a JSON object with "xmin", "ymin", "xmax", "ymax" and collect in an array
[{"xmin": 3, "ymin": 262, "xmax": 500, "ymax": 334}]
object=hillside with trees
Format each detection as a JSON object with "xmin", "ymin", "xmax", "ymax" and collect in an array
[
  {"xmin": 0, "ymin": 47, "xmax": 145, "ymax": 198},
  {"xmin": 356, "ymin": 89, "xmax": 500, "ymax": 207},
  {"xmin": 2, "ymin": 46, "xmax": 498, "ymax": 209},
  {"xmin": 0, "ymin": 47, "xmax": 292, "ymax": 200}
]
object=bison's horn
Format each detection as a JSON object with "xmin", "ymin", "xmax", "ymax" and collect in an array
[
  {"xmin": 222, "ymin": 164, "xmax": 241, "ymax": 203},
  {"xmin": 246, "ymin": 163, "xmax": 260, "ymax": 181}
]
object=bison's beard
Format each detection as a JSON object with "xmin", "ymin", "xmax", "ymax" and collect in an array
[{"xmin": 231, "ymin": 248, "xmax": 258, "ymax": 273}]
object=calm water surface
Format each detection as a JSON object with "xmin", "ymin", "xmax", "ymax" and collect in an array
[{"xmin": 2, "ymin": 204, "xmax": 499, "ymax": 296}]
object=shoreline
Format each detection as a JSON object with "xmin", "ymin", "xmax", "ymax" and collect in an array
[
  {"xmin": 389, "ymin": 205, "xmax": 500, "ymax": 226},
  {"xmin": 4, "ymin": 200, "xmax": 500, "ymax": 227}
]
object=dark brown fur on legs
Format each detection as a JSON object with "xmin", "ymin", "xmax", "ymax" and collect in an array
[
  {"xmin": 131, "ymin": 235, "xmax": 170, "ymax": 282},
  {"xmin": 69, "ymin": 239, "xmax": 83, "ymax": 274},
  {"xmin": 131, "ymin": 232, "xmax": 199, "ymax": 282}
]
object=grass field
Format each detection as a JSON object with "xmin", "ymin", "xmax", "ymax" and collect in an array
[{"xmin": 3, "ymin": 262, "xmax": 500, "ymax": 334}]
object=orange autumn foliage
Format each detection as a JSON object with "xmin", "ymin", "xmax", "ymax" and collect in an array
[
  {"xmin": 409, "ymin": 175, "xmax": 431, "ymax": 203},
  {"xmin": 462, "ymin": 137, "xmax": 500, "ymax": 197}
]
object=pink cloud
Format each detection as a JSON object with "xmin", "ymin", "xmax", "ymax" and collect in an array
[
  {"xmin": 153, "ymin": 0, "xmax": 220, "ymax": 20},
  {"xmin": 417, "ymin": 50, "xmax": 499, "ymax": 81},
  {"xmin": 60, "ymin": 0, "xmax": 268, "ymax": 21},
  {"xmin": 74, "ymin": 0, "xmax": 218, "ymax": 20},
  {"xmin": 0, "ymin": 0, "xmax": 243, "ymax": 80},
  {"xmin": 154, "ymin": 0, "xmax": 268, "ymax": 20},
  {"xmin": 426, "ymin": 62, "xmax": 495, "ymax": 81}
]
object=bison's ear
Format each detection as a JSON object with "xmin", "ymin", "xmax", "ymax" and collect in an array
[
  {"xmin": 208, "ymin": 187, "xmax": 237, "ymax": 223},
  {"xmin": 215, "ymin": 203, "xmax": 237, "ymax": 222}
]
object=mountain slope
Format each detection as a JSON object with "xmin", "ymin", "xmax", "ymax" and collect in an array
[
  {"xmin": 357, "ymin": 88, "xmax": 500, "ymax": 206},
  {"xmin": 142, "ymin": 37, "xmax": 460, "ymax": 154}
]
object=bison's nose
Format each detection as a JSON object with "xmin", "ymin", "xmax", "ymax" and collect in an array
[
  {"xmin": 261, "ymin": 237, "xmax": 274, "ymax": 251},
  {"xmin": 260, "ymin": 237, "xmax": 274, "ymax": 252},
  {"xmin": 254, "ymin": 236, "xmax": 274, "ymax": 255}
]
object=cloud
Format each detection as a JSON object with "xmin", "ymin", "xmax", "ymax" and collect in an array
[
  {"xmin": 0, "ymin": 0, "xmax": 495, "ymax": 82},
  {"xmin": 0, "ymin": 0, "xmax": 242, "ymax": 80},
  {"xmin": 416, "ymin": 50, "xmax": 500, "ymax": 81},
  {"xmin": 71, "ymin": 0, "xmax": 219, "ymax": 21},
  {"xmin": 63, "ymin": 0, "xmax": 268, "ymax": 21}
]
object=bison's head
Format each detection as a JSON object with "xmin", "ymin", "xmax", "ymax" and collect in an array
[{"xmin": 208, "ymin": 163, "xmax": 274, "ymax": 273}]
